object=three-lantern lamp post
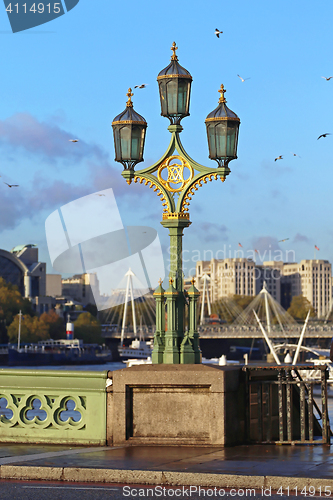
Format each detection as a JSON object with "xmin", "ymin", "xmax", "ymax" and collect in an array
[{"xmin": 112, "ymin": 42, "xmax": 240, "ymax": 364}]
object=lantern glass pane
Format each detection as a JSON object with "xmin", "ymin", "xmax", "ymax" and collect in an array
[
  {"xmin": 206, "ymin": 123, "xmax": 216, "ymax": 158},
  {"xmin": 113, "ymin": 128, "xmax": 121, "ymax": 161},
  {"xmin": 177, "ymin": 80, "xmax": 188, "ymax": 115},
  {"xmin": 234, "ymin": 125, "xmax": 239, "ymax": 155},
  {"xmin": 166, "ymin": 80, "xmax": 178, "ymax": 115},
  {"xmin": 226, "ymin": 123, "xmax": 237, "ymax": 157},
  {"xmin": 131, "ymin": 126, "xmax": 144, "ymax": 161},
  {"xmin": 159, "ymin": 81, "xmax": 168, "ymax": 115},
  {"xmin": 215, "ymin": 122, "xmax": 227, "ymax": 158},
  {"xmin": 120, "ymin": 126, "xmax": 131, "ymax": 160}
]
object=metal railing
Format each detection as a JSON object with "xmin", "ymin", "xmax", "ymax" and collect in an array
[
  {"xmin": 101, "ymin": 324, "xmax": 333, "ymax": 339},
  {"xmin": 243, "ymin": 364, "xmax": 331, "ymax": 444}
]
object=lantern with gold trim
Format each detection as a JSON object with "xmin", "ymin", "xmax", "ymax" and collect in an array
[
  {"xmin": 205, "ymin": 84, "xmax": 240, "ymax": 167},
  {"xmin": 112, "ymin": 88, "xmax": 147, "ymax": 170},
  {"xmin": 157, "ymin": 42, "xmax": 192, "ymax": 124}
]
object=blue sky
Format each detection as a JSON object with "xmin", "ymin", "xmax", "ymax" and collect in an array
[{"xmin": 1, "ymin": 0, "xmax": 333, "ymax": 282}]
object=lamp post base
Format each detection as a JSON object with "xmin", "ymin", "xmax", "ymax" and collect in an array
[
  {"xmin": 151, "ymin": 218, "xmax": 201, "ymax": 364},
  {"xmin": 180, "ymin": 335, "xmax": 196, "ymax": 364}
]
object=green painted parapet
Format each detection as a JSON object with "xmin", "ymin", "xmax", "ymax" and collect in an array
[{"xmin": 0, "ymin": 369, "xmax": 107, "ymax": 445}]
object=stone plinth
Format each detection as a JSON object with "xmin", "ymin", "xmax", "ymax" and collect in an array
[{"xmin": 106, "ymin": 364, "xmax": 245, "ymax": 447}]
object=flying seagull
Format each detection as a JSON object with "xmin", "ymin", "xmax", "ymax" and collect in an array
[
  {"xmin": 321, "ymin": 76, "xmax": 333, "ymax": 81},
  {"xmin": 237, "ymin": 74, "xmax": 250, "ymax": 82},
  {"xmin": 69, "ymin": 139, "xmax": 79, "ymax": 143},
  {"xmin": 274, "ymin": 155, "xmax": 283, "ymax": 161},
  {"xmin": 96, "ymin": 194, "xmax": 105, "ymax": 197},
  {"xmin": 317, "ymin": 133, "xmax": 331, "ymax": 140},
  {"xmin": 215, "ymin": 28, "xmax": 223, "ymax": 38},
  {"xmin": 4, "ymin": 182, "xmax": 18, "ymax": 187},
  {"xmin": 134, "ymin": 84, "xmax": 148, "ymax": 89},
  {"xmin": 279, "ymin": 238, "xmax": 289, "ymax": 242},
  {"xmin": 291, "ymin": 152, "xmax": 301, "ymax": 158}
]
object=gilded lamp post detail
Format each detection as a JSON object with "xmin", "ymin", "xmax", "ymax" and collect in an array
[{"xmin": 112, "ymin": 43, "xmax": 240, "ymax": 364}]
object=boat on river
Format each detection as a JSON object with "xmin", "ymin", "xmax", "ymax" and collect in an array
[
  {"xmin": 118, "ymin": 338, "xmax": 152, "ymax": 361},
  {"xmin": 8, "ymin": 312, "xmax": 112, "ymax": 366},
  {"xmin": 8, "ymin": 338, "xmax": 111, "ymax": 366}
]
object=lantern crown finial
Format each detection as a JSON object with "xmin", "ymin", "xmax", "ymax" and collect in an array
[
  {"xmin": 157, "ymin": 43, "xmax": 192, "ymax": 124},
  {"xmin": 218, "ymin": 84, "xmax": 227, "ymax": 103},
  {"xmin": 126, "ymin": 88, "xmax": 134, "ymax": 108},
  {"xmin": 171, "ymin": 42, "xmax": 178, "ymax": 61}
]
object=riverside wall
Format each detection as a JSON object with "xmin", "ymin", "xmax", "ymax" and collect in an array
[{"xmin": 0, "ymin": 365, "xmax": 246, "ymax": 447}]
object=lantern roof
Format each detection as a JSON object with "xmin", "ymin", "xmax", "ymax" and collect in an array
[
  {"xmin": 112, "ymin": 88, "xmax": 147, "ymax": 125},
  {"xmin": 157, "ymin": 42, "xmax": 192, "ymax": 80},
  {"xmin": 205, "ymin": 85, "xmax": 240, "ymax": 122}
]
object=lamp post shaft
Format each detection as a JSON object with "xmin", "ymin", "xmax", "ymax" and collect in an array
[{"xmin": 160, "ymin": 218, "xmax": 195, "ymax": 363}]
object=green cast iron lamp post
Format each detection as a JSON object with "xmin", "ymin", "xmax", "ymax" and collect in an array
[{"xmin": 112, "ymin": 42, "xmax": 240, "ymax": 364}]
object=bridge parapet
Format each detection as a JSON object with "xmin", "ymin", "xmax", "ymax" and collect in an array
[{"xmin": 0, "ymin": 369, "xmax": 107, "ymax": 445}]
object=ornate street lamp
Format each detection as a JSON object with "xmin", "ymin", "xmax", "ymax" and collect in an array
[
  {"xmin": 157, "ymin": 41, "xmax": 192, "ymax": 124},
  {"xmin": 112, "ymin": 88, "xmax": 147, "ymax": 170},
  {"xmin": 112, "ymin": 43, "xmax": 240, "ymax": 364},
  {"xmin": 205, "ymin": 84, "xmax": 240, "ymax": 167}
]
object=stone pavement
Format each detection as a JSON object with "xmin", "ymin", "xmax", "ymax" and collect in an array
[{"xmin": 0, "ymin": 443, "xmax": 333, "ymax": 490}]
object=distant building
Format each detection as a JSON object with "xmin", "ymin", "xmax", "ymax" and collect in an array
[
  {"xmin": 196, "ymin": 258, "xmax": 281, "ymax": 303},
  {"xmin": 264, "ymin": 260, "xmax": 332, "ymax": 319},
  {"xmin": 0, "ymin": 244, "xmax": 46, "ymax": 297},
  {"xmin": 61, "ymin": 273, "xmax": 100, "ymax": 306},
  {"xmin": 255, "ymin": 264, "xmax": 281, "ymax": 303},
  {"xmin": 0, "ymin": 244, "xmax": 53, "ymax": 314},
  {"xmin": 46, "ymin": 274, "xmax": 62, "ymax": 297},
  {"xmin": 196, "ymin": 258, "xmax": 259, "ymax": 302},
  {"xmin": 195, "ymin": 257, "xmax": 332, "ymax": 319}
]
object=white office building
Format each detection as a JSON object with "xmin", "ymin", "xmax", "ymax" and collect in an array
[
  {"xmin": 195, "ymin": 258, "xmax": 280, "ymax": 303},
  {"xmin": 267, "ymin": 260, "xmax": 332, "ymax": 319},
  {"xmin": 195, "ymin": 258, "xmax": 331, "ymax": 318}
]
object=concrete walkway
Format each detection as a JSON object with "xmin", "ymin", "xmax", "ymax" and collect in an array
[{"xmin": 0, "ymin": 443, "xmax": 333, "ymax": 489}]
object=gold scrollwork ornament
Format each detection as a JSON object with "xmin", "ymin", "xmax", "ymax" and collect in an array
[{"xmin": 157, "ymin": 155, "xmax": 194, "ymax": 193}]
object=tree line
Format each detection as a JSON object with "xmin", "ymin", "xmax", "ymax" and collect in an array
[{"xmin": 0, "ymin": 278, "xmax": 103, "ymax": 345}]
